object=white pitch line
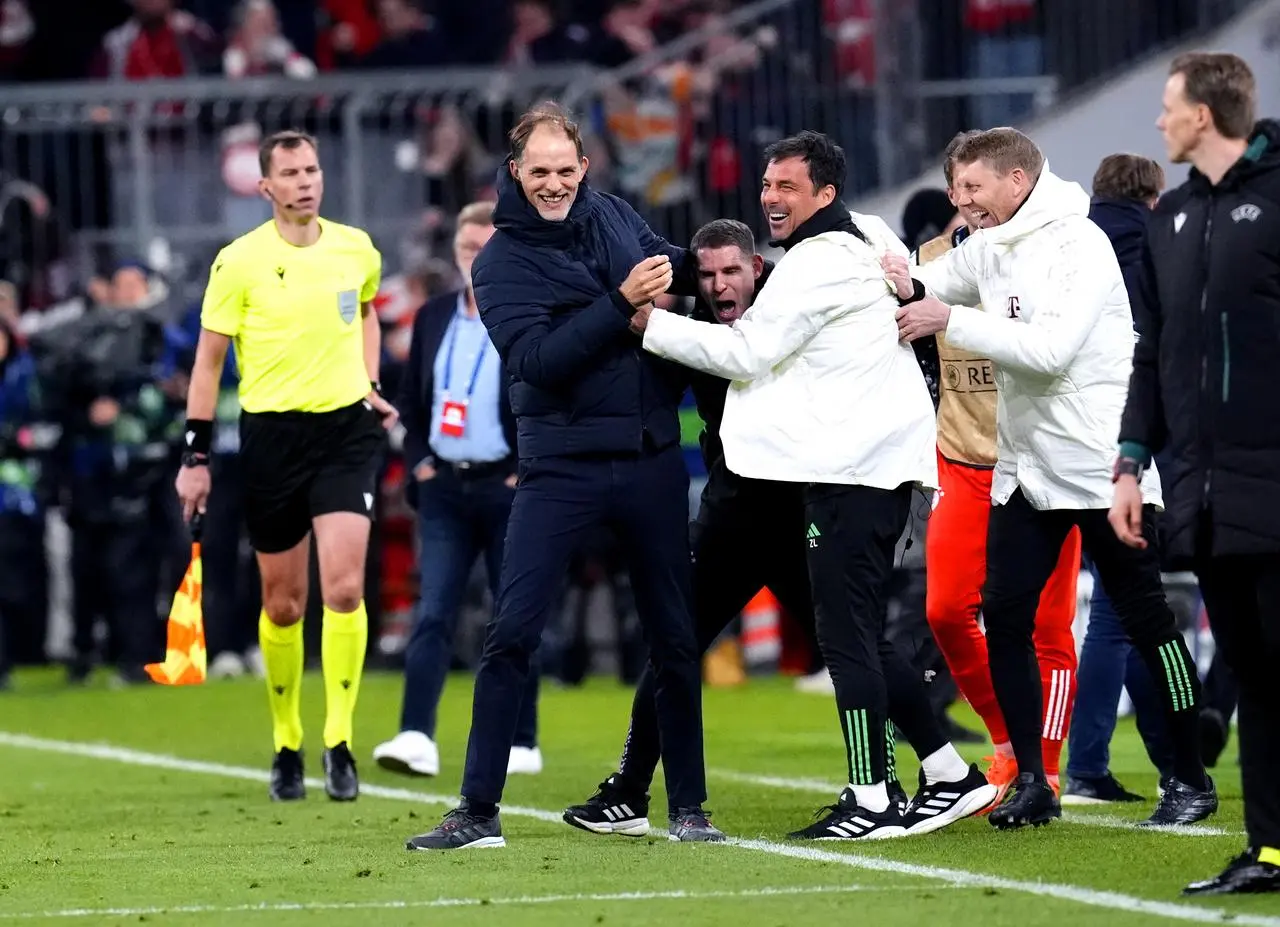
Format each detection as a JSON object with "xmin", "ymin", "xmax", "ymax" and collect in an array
[
  {"xmin": 2, "ymin": 733, "xmax": 1275, "ymax": 927},
  {"xmin": 0, "ymin": 731, "xmax": 560, "ymax": 824},
  {"xmin": 708, "ymin": 768, "xmax": 1242, "ymax": 838},
  {"xmin": 0, "ymin": 884, "xmax": 929, "ymax": 920}
]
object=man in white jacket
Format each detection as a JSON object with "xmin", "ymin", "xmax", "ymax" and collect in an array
[
  {"xmin": 887, "ymin": 127, "xmax": 1217, "ymax": 831},
  {"xmin": 632, "ymin": 131, "xmax": 996, "ymax": 841}
]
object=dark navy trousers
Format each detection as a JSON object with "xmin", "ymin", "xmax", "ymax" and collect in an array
[
  {"xmin": 461, "ymin": 445, "xmax": 707, "ymax": 812},
  {"xmin": 398, "ymin": 465, "xmax": 538, "ymax": 748}
]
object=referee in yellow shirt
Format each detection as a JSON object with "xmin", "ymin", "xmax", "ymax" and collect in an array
[{"xmin": 175, "ymin": 130, "xmax": 398, "ymax": 802}]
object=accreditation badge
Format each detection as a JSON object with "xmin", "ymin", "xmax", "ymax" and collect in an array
[{"xmin": 439, "ymin": 399, "xmax": 468, "ymax": 437}]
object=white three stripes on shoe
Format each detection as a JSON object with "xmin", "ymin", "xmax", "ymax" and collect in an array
[
  {"xmin": 1042, "ymin": 669, "xmax": 1072, "ymax": 741},
  {"xmin": 601, "ymin": 805, "xmax": 636, "ymax": 823}
]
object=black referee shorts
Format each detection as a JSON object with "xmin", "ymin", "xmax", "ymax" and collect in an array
[{"xmin": 239, "ymin": 399, "xmax": 385, "ymax": 555}]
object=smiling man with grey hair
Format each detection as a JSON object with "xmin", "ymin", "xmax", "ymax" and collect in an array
[{"xmin": 887, "ymin": 126, "xmax": 1216, "ymax": 833}]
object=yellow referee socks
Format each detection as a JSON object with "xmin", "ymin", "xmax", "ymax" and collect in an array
[
  {"xmin": 322, "ymin": 602, "xmax": 368, "ymax": 749},
  {"xmin": 1260, "ymin": 847, "xmax": 1280, "ymax": 867},
  {"xmin": 259, "ymin": 612, "xmax": 304, "ymax": 753}
]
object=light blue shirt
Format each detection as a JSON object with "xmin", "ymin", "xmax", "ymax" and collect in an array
[{"xmin": 429, "ymin": 294, "xmax": 509, "ymax": 464}]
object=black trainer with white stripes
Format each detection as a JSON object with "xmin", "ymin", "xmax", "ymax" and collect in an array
[
  {"xmin": 405, "ymin": 805, "xmax": 505, "ymax": 850},
  {"xmin": 899, "ymin": 763, "xmax": 999, "ymax": 835},
  {"xmin": 562, "ymin": 775, "xmax": 651, "ymax": 837},
  {"xmin": 787, "ymin": 787, "xmax": 906, "ymax": 841}
]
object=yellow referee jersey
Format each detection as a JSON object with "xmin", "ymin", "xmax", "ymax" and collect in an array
[{"xmin": 201, "ymin": 219, "xmax": 382, "ymax": 414}]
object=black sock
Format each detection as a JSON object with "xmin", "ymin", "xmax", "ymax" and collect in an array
[{"xmin": 463, "ymin": 799, "xmax": 498, "ymax": 819}]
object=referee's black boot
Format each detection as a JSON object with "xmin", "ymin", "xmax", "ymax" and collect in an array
[
  {"xmin": 269, "ymin": 747, "xmax": 306, "ymax": 802},
  {"xmin": 323, "ymin": 742, "xmax": 359, "ymax": 802},
  {"xmin": 1184, "ymin": 848, "xmax": 1280, "ymax": 895},
  {"xmin": 988, "ymin": 772, "xmax": 1060, "ymax": 830},
  {"xmin": 563, "ymin": 774, "xmax": 650, "ymax": 837}
]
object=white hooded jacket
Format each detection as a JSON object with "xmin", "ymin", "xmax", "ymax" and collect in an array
[
  {"xmin": 914, "ymin": 166, "xmax": 1162, "ymax": 511},
  {"xmin": 642, "ymin": 211, "xmax": 937, "ymax": 491}
]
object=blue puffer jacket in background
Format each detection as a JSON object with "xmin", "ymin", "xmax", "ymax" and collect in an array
[
  {"xmin": 472, "ymin": 167, "xmax": 699, "ymax": 459},
  {"xmin": 0, "ymin": 329, "xmax": 43, "ymax": 517},
  {"xmin": 1088, "ymin": 196, "xmax": 1150, "ymax": 317}
]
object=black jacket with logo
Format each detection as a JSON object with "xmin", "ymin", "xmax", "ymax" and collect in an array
[{"xmin": 1119, "ymin": 119, "xmax": 1280, "ymax": 558}]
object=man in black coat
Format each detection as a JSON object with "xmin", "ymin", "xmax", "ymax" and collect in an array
[
  {"xmin": 406, "ymin": 102, "xmax": 722, "ymax": 850},
  {"xmin": 1112, "ymin": 52, "xmax": 1280, "ymax": 896},
  {"xmin": 373, "ymin": 201, "xmax": 542, "ymax": 782}
]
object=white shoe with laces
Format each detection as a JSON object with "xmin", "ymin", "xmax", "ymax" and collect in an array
[
  {"xmin": 373, "ymin": 731, "xmax": 440, "ymax": 777},
  {"xmin": 508, "ymin": 746, "xmax": 543, "ymax": 775}
]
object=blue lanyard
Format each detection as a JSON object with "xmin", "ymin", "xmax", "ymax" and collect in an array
[{"xmin": 442, "ymin": 315, "xmax": 488, "ymax": 401}]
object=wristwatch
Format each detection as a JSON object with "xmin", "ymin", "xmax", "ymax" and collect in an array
[
  {"xmin": 181, "ymin": 450, "xmax": 210, "ymax": 468},
  {"xmin": 1111, "ymin": 456, "xmax": 1144, "ymax": 483}
]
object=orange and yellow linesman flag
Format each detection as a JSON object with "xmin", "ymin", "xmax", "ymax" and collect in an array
[{"xmin": 146, "ymin": 513, "xmax": 207, "ymax": 685}]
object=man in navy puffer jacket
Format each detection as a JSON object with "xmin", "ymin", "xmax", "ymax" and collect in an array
[{"xmin": 406, "ymin": 102, "xmax": 724, "ymax": 850}]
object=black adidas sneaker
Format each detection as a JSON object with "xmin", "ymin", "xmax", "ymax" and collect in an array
[
  {"xmin": 406, "ymin": 806, "xmax": 505, "ymax": 850},
  {"xmin": 562, "ymin": 774, "xmax": 650, "ymax": 837},
  {"xmin": 900, "ymin": 764, "xmax": 999, "ymax": 835},
  {"xmin": 1141, "ymin": 776, "xmax": 1218, "ymax": 827},
  {"xmin": 788, "ymin": 787, "xmax": 907, "ymax": 841},
  {"xmin": 668, "ymin": 807, "xmax": 726, "ymax": 842}
]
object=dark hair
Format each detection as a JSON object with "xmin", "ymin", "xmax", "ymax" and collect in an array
[
  {"xmin": 690, "ymin": 219, "xmax": 755, "ymax": 256},
  {"xmin": 1092, "ymin": 154, "xmax": 1165, "ymax": 202},
  {"xmin": 259, "ymin": 129, "xmax": 318, "ymax": 176},
  {"xmin": 942, "ymin": 130, "xmax": 982, "ymax": 187},
  {"xmin": 949, "ymin": 127, "xmax": 1044, "ymax": 180},
  {"xmin": 763, "ymin": 130, "xmax": 846, "ymax": 197},
  {"xmin": 510, "ymin": 101, "xmax": 585, "ymax": 161},
  {"xmin": 1169, "ymin": 52, "xmax": 1256, "ymax": 140}
]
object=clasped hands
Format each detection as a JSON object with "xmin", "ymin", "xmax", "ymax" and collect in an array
[
  {"xmin": 621, "ymin": 254, "xmax": 673, "ymax": 336},
  {"xmin": 881, "ymin": 253, "xmax": 950, "ymax": 343}
]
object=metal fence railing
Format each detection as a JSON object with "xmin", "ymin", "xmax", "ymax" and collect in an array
[
  {"xmin": 0, "ymin": 66, "xmax": 597, "ymax": 309},
  {"xmin": 0, "ymin": 0, "xmax": 1265, "ymax": 314}
]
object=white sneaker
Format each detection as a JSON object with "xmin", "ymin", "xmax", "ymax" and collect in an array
[
  {"xmin": 243, "ymin": 647, "xmax": 266, "ymax": 679},
  {"xmin": 208, "ymin": 652, "xmax": 246, "ymax": 680},
  {"xmin": 794, "ymin": 669, "xmax": 835, "ymax": 695},
  {"xmin": 372, "ymin": 731, "xmax": 440, "ymax": 777},
  {"xmin": 508, "ymin": 746, "xmax": 543, "ymax": 775}
]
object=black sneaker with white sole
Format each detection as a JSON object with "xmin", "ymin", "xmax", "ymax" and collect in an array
[
  {"xmin": 406, "ymin": 806, "xmax": 505, "ymax": 850},
  {"xmin": 988, "ymin": 772, "xmax": 1061, "ymax": 830},
  {"xmin": 788, "ymin": 787, "xmax": 907, "ymax": 841},
  {"xmin": 563, "ymin": 774, "xmax": 650, "ymax": 837},
  {"xmin": 1061, "ymin": 772, "xmax": 1145, "ymax": 805},
  {"xmin": 900, "ymin": 764, "xmax": 999, "ymax": 835},
  {"xmin": 668, "ymin": 807, "xmax": 726, "ymax": 842},
  {"xmin": 1141, "ymin": 775, "xmax": 1218, "ymax": 827}
]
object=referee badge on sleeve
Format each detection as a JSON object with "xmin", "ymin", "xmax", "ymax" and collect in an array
[{"xmin": 337, "ymin": 289, "xmax": 359, "ymax": 324}]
